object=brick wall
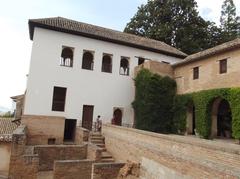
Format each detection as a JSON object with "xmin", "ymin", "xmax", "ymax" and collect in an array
[
  {"xmin": 134, "ymin": 60, "xmax": 174, "ymax": 78},
  {"xmin": 87, "ymin": 143, "xmax": 102, "ymax": 162},
  {"xmin": 75, "ymin": 127, "xmax": 89, "ymax": 144},
  {"xmin": 34, "ymin": 144, "xmax": 87, "ymax": 171},
  {"xmin": 21, "ymin": 115, "xmax": 65, "ymax": 145},
  {"xmin": 92, "ymin": 162, "xmax": 125, "ymax": 179},
  {"xmin": 53, "ymin": 159, "xmax": 94, "ymax": 179},
  {"xmin": 102, "ymin": 124, "xmax": 240, "ymax": 178},
  {"xmin": 9, "ymin": 125, "xmax": 39, "ymax": 179}
]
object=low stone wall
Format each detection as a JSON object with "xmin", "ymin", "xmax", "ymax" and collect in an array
[
  {"xmin": 21, "ymin": 115, "xmax": 65, "ymax": 145},
  {"xmin": 134, "ymin": 60, "xmax": 174, "ymax": 78},
  {"xmin": 75, "ymin": 127, "xmax": 89, "ymax": 144},
  {"xmin": 87, "ymin": 143, "xmax": 102, "ymax": 162},
  {"xmin": 0, "ymin": 142, "xmax": 11, "ymax": 177},
  {"xmin": 102, "ymin": 124, "xmax": 240, "ymax": 178},
  {"xmin": 9, "ymin": 125, "xmax": 39, "ymax": 179},
  {"xmin": 92, "ymin": 162, "xmax": 125, "ymax": 179},
  {"xmin": 34, "ymin": 144, "xmax": 87, "ymax": 171},
  {"xmin": 53, "ymin": 159, "xmax": 94, "ymax": 179}
]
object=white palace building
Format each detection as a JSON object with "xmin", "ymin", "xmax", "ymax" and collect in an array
[{"xmin": 21, "ymin": 17, "xmax": 186, "ymax": 140}]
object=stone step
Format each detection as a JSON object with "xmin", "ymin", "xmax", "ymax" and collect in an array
[
  {"xmin": 100, "ymin": 148, "xmax": 107, "ymax": 152},
  {"xmin": 96, "ymin": 144, "xmax": 105, "ymax": 148},
  {"xmin": 101, "ymin": 152, "xmax": 113, "ymax": 159},
  {"xmin": 91, "ymin": 140, "xmax": 104, "ymax": 144},
  {"xmin": 100, "ymin": 158, "xmax": 115, "ymax": 163},
  {"xmin": 90, "ymin": 137, "xmax": 104, "ymax": 140}
]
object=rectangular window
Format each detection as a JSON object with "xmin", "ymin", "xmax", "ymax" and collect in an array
[
  {"xmin": 219, "ymin": 59, "xmax": 227, "ymax": 74},
  {"xmin": 52, "ymin": 87, "xmax": 67, "ymax": 112},
  {"xmin": 193, "ymin": 67, "xmax": 199, "ymax": 80}
]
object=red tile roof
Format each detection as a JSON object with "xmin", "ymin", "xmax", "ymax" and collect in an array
[
  {"xmin": 0, "ymin": 118, "xmax": 18, "ymax": 142},
  {"xmin": 28, "ymin": 17, "xmax": 187, "ymax": 58}
]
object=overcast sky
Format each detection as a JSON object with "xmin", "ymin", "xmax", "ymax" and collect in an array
[{"xmin": 0, "ymin": 0, "xmax": 239, "ymax": 110}]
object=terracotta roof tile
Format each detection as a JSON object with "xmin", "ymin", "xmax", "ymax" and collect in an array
[
  {"xmin": 28, "ymin": 17, "xmax": 187, "ymax": 58},
  {"xmin": 0, "ymin": 118, "xmax": 18, "ymax": 142},
  {"xmin": 173, "ymin": 38, "xmax": 240, "ymax": 67}
]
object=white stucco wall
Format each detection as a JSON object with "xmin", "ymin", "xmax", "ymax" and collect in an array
[{"xmin": 24, "ymin": 28, "xmax": 182, "ymax": 126}]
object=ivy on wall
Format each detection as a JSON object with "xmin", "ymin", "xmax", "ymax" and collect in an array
[
  {"xmin": 132, "ymin": 69, "xmax": 176, "ymax": 133},
  {"xmin": 174, "ymin": 88, "xmax": 240, "ymax": 139},
  {"xmin": 133, "ymin": 69, "xmax": 240, "ymax": 140}
]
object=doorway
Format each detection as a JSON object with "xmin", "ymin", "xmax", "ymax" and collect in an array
[
  {"xmin": 112, "ymin": 108, "xmax": 122, "ymax": 126},
  {"xmin": 82, "ymin": 105, "xmax": 94, "ymax": 130},
  {"xmin": 217, "ymin": 99, "xmax": 232, "ymax": 138},
  {"xmin": 186, "ymin": 105, "xmax": 195, "ymax": 135},
  {"xmin": 64, "ymin": 119, "xmax": 77, "ymax": 141}
]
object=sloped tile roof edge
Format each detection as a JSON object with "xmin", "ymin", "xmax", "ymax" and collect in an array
[
  {"xmin": 28, "ymin": 17, "xmax": 187, "ymax": 58},
  {"xmin": 0, "ymin": 118, "xmax": 18, "ymax": 142},
  {"xmin": 172, "ymin": 38, "xmax": 240, "ymax": 67}
]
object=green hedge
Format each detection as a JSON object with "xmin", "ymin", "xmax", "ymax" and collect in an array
[
  {"xmin": 174, "ymin": 88, "xmax": 240, "ymax": 139},
  {"xmin": 133, "ymin": 69, "xmax": 176, "ymax": 133}
]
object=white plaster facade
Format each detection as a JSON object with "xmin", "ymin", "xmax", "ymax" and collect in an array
[{"xmin": 24, "ymin": 27, "xmax": 182, "ymax": 126}]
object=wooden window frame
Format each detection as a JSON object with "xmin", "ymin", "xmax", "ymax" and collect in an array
[
  {"xmin": 52, "ymin": 86, "xmax": 67, "ymax": 112},
  {"xmin": 193, "ymin": 67, "xmax": 199, "ymax": 80},
  {"xmin": 219, "ymin": 59, "xmax": 227, "ymax": 74}
]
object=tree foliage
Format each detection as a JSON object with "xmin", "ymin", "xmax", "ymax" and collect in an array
[
  {"xmin": 124, "ymin": 0, "xmax": 222, "ymax": 54},
  {"xmin": 220, "ymin": 0, "xmax": 240, "ymax": 42},
  {"xmin": 133, "ymin": 69, "xmax": 176, "ymax": 133}
]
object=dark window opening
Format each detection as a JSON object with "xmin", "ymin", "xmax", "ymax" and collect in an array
[
  {"xmin": 48, "ymin": 138, "xmax": 56, "ymax": 145},
  {"xmin": 52, "ymin": 87, "xmax": 67, "ymax": 112},
  {"xmin": 60, "ymin": 47, "xmax": 74, "ymax": 67},
  {"xmin": 102, "ymin": 54, "xmax": 112, "ymax": 73},
  {"xmin": 220, "ymin": 59, "xmax": 227, "ymax": 74},
  {"xmin": 138, "ymin": 57, "xmax": 145, "ymax": 65},
  {"xmin": 64, "ymin": 119, "xmax": 77, "ymax": 141},
  {"xmin": 193, "ymin": 67, "xmax": 199, "ymax": 80},
  {"xmin": 82, "ymin": 51, "xmax": 94, "ymax": 70},
  {"xmin": 120, "ymin": 57, "xmax": 130, "ymax": 76}
]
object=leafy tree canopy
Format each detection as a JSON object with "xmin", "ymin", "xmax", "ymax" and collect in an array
[
  {"xmin": 220, "ymin": 0, "xmax": 240, "ymax": 42},
  {"xmin": 124, "ymin": 0, "xmax": 238, "ymax": 54}
]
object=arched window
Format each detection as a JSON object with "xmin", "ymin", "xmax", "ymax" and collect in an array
[
  {"xmin": 102, "ymin": 54, "xmax": 112, "ymax": 73},
  {"xmin": 60, "ymin": 47, "xmax": 74, "ymax": 67},
  {"xmin": 120, "ymin": 57, "xmax": 129, "ymax": 76},
  {"xmin": 82, "ymin": 51, "xmax": 94, "ymax": 70}
]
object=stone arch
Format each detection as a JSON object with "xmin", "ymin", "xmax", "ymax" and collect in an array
[
  {"xmin": 112, "ymin": 108, "xmax": 122, "ymax": 126},
  {"xmin": 102, "ymin": 54, "xmax": 112, "ymax": 73},
  {"xmin": 60, "ymin": 47, "xmax": 73, "ymax": 67},
  {"xmin": 82, "ymin": 51, "xmax": 94, "ymax": 70},
  {"xmin": 120, "ymin": 57, "xmax": 129, "ymax": 75},
  {"xmin": 211, "ymin": 97, "xmax": 232, "ymax": 138}
]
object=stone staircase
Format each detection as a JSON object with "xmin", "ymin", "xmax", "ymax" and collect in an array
[{"xmin": 89, "ymin": 132, "xmax": 115, "ymax": 163}]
